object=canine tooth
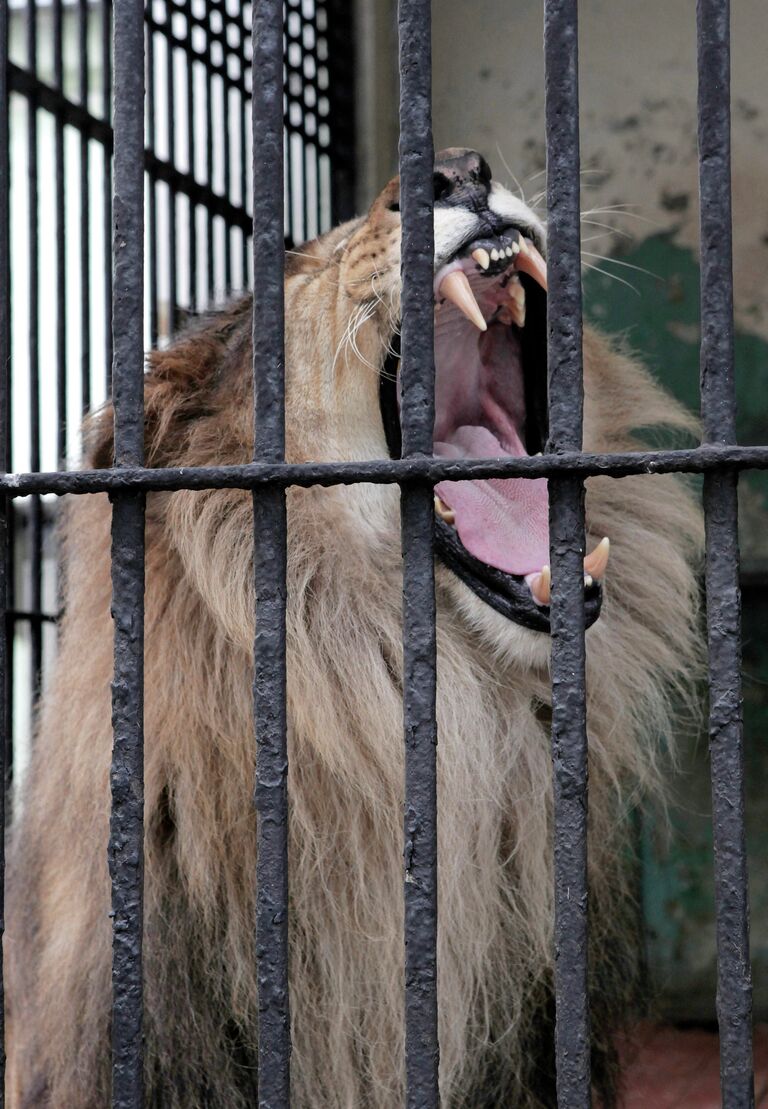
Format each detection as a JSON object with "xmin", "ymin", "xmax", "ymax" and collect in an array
[
  {"xmin": 515, "ymin": 238, "xmax": 548, "ymax": 291},
  {"xmin": 490, "ymin": 248, "xmax": 500, "ymax": 262},
  {"xmin": 508, "ymin": 299, "xmax": 525, "ymax": 328},
  {"xmin": 508, "ymin": 280, "xmax": 526, "ymax": 327},
  {"xmin": 530, "ymin": 565, "xmax": 551, "ymax": 605},
  {"xmin": 434, "ymin": 495, "xmax": 455, "ymax": 525},
  {"xmin": 583, "ymin": 537, "xmax": 610, "ymax": 580},
  {"xmin": 438, "ymin": 270, "xmax": 487, "ymax": 331},
  {"xmin": 472, "ymin": 247, "xmax": 490, "ymax": 270}
]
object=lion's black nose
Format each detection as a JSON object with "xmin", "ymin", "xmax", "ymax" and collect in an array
[{"xmin": 432, "ymin": 148, "xmax": 493, "ymax": 208}]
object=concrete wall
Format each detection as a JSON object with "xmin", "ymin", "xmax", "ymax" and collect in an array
[{"xmin": 355, "ymin": 0, "xmax": 768, "ymax": 1022}]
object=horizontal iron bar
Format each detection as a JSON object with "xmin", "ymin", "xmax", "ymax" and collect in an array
[{"xmin": 2, "ymin": 444, "xmax": 768, "ymax": 498}]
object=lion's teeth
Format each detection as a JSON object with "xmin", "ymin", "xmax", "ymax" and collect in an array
[
  {"xmin": 434, "ymin": 495, "xmax": 455, "ymax": 525},
  {"xmin": 583, "ymin": 537, "xmax": 610, "ymax": 580},
  {"xmin": 438, "ymin": 270, "xmax": 487, "ymax": 331},
  {"xmin": 490, "ymin": 248, "xmax": 500, "ymax": 262},
  {"xmin": 472, "ymin": 247, "xmax": 490, "ymax": 270},
  {"xmin": 515, "ymin": 238, "xmax": 548, "ymax": 291},
  {"xmin": 505, "ymin": 246, "xmax": 514, "ymax": 258},
  {"xmin": 529, "ymin": 565, "xmax": 551, "ymax": 605},
  {"xmin": 584, "ymin": 574, "xmax": 593, "ymax": 588}
]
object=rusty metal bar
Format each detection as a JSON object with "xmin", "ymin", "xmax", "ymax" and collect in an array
[
  {"xmin": 251, "ymin": 0, "xmax": 290, "ymax": 1104},
  {"xmin": 544, "ymin": 1, "xmax": 591, "ymax": 1105},
  {"xmin": 697, "ymin": 2, "xmax": 754, "ymax": 1105},
  {"xmin": 397, "ymin": 0, "xmax": 439, "ymax": 1103},
  {"xmin": 109, "ymin": 0, "xmax": 146, "ymax": 1103}
]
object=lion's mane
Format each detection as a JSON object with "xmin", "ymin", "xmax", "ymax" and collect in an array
[{"xmin": 6, "ymin": 198, "xmax": 702, "ymax": 1108}]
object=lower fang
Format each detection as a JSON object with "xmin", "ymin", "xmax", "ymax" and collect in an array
[
  {"xmin": 584, "ymin": 537, "xmax": 610, "ymax": 580},
  {"xmin": 434, "ymin": 495, "xmax": 455, "ymax": 525},
  {"xmin": 527, "ymin": 565, "xmax": 551, "ymax": 605}
]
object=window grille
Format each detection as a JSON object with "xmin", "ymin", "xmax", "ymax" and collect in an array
[
  {"xmin": 0, "ymin": 0, "xmax": 355, "ymax": 786},
  {"xmin": 0, "ymin": 0, "xmax": 762, "ymax": 1105}
]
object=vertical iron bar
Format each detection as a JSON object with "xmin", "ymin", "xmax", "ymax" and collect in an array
[
  {"xmin": 1, "ymin": 0, "xmax": 13, "ymax": 799},
  {"xmin": 147, "ymin": 24, "xmax": 159, "ymax": 344},
  {"xmin": 165, "ymin": 36, "xmax": 177, "ymax": 333},
  {"xmin": 26, "ymin": 0, "xmax": 43, "ymax": 700},
  {"xmin": 251, "ymin": 1, "xmax": 290, "ymax": 1106},
  {"xmin": 78, "ymin": 0, "xmax": 91, "ymax": 413},
  {"xmin": 0, "ymin": 0, "xmax": 10, "ymax": 1088},
  {"xmin": 109, "ymin": 0, "xmax": 146, "ymax": 1104},
  {"xmin": 53, "ymin": 0, "xmax": 66, "ymax": 465},
  {"xmin": 204, "ymin": 55, "xmax": 215, "ymax": 301},
  {"xmin": 697, "ymin": 2, "xmax": 754, "ymax": 1105},
  {"xmin": 544, "ymin": 2, "xmax": 591, "ymax": 1106},
  {"xmin": 185, "ymin": 9, "xmax": 197, "ymax": 313},
  {"xmin": 103, "ymin": 0, "xmax": 114, "ymax": 396},
  {"xmin": 326, "ymin": 0, "xmax": 356, "ymax": 225},
  {"xmin": 397, "ymin": 0, "xmax": 438, "ymax": 1103}
]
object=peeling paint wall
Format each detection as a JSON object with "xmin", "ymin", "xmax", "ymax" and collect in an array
[{"xmin": 356, "ymin": 0, "xmax": 768, "ymax": 1022}]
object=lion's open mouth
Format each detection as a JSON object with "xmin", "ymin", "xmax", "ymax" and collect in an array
[{"xmin": 380, "ymin": 224, "xmax": 604, "ymax": 633}]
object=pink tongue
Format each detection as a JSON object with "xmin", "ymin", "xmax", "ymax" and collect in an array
[{"xmin": 435, "ymin": 426, "xmax": 550, "ymax": 576}]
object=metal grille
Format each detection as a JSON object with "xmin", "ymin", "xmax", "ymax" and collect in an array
[
  {"xmin": 0, "ymin": 0, "xmax": 762, "ymax": 1107},
  {"xmin": 0, "ymin": 0, "xmax": 355, "ymax": 786}
]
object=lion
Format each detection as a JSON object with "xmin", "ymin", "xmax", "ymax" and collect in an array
[{"xmin": 5, "ymin": 149, "xmax": 702, "ymax": 1107}]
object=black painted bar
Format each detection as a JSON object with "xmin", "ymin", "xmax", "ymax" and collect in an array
[
  {"xmin": 0, "ymin": 0, "xmax": 10, "ymax": 1088},
  {"xmin": 697, "ymin": 3, "xmax": 754, "ymax": 1105},
  {"xmin": 147, "ymin": 26, "xmax": 160, "ymax": 344},
  {"xmin": 544, "ymin": 1, "xmax": 591, "ymax": 1105},
  {"xmin": 102, "ymin": 0, "xmax": 113, "ymax": 397},
  {"xmin": 397, "ymin": 0, "xmax": 439, "ymax": 1103},
  {"xmin": 251, "ymin": 1, "xmax": 291, "ymax": 1105},
  {"xmin": 25, "ymin": 0, "xmax": 43, "ymax": 701},
  {"xmin": 0, "ymin": 0, "xmax": 13, "ymax": 804},
  {"xmin": 109, "ymin": 0, "xmax": 146, "ymax": 1105},
  {"xmin": 78, "ymin": 0, "xmax": 91, "ymax": 414},
  {"xmin": 165, "ymin": 32, "xmax": 177, "ymax": 334},
  {"xmin": 53, "ymin": 0, "xmax": 66, "ymax": 465}
]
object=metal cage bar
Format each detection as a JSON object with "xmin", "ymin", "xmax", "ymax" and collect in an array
[
  {"xmin": 696, "ymin": 1, "xmax": 755, "ymax": 1104},
  {"xmin": 396, "ymin": 0, "xmax": 439, "ymax": 1102},
  {"xmin": 109, "ymin": 0, "xmax": 146, "ymax": 1103},
  {"xmin": 251, "ymin": 1, "xmax": 291, "ymax": 1104},
  {"xmin": 0, "ymin": 0, "xmax": 9, "ymax": 1082},
  {"xmin": 0, "ymin": 0, "xmax": 763, "ymax": 1105},
  {"xmin": 543, "ymin": 2, "xmax": 591, "ymax": 1103}
]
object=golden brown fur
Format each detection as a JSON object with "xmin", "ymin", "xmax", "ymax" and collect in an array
[{"xmin": 5, "ymin": 173, "xmax": 702, "ymax": 1107}]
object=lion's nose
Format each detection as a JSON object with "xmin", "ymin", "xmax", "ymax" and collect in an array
[{"xmin": 432, "ymin": 148, "xmax": 493, "ymax": 207}]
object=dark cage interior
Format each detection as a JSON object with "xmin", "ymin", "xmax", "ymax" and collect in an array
[{"xmin": 0, "ymin": 0, "xmax": 763, "ymax": 1105}]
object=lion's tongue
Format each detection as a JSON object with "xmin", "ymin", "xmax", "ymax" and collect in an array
[{"xmin": 434, "ymin": 425, "xmax": 549, "ymax": 576}]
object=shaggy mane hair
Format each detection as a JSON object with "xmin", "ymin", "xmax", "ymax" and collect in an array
[{"xmin": 6, "ymin": 173, "xmax": 702, "ymax": 1108}]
